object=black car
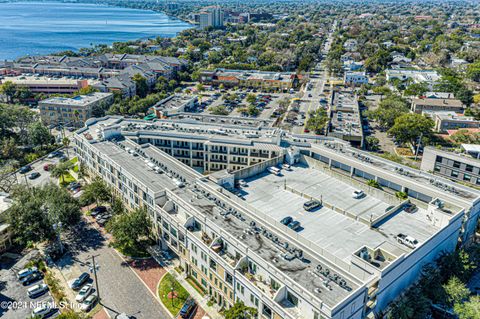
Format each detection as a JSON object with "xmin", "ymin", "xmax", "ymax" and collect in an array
[
  {"xmin": 280, "ymin": 216, "xmax": 293, "ymax": 226},
  {"xmin": 70, "ymin": 272, "xmax": 90, "ymax": 290},
  {"xmin": 179, "ymin": 298, "xmax": 196, "ymax": 319},
  {"xmin": 21, "ymin": 271, "xmax": 43, "ymax": 286},
  {"xmin": 303, "ymin": 200, "xmax": 321, "ymax": 211},
  {"xmin": 28, "ymin": 172, "xmax": 41, "ymax": 180},
  {"xmin": 19, "ymin": 165, "xmax": 32, "ymax": 174},
  {"xmin": 91, "ymin": 206, "xmax": 107, "ymax": 217}
]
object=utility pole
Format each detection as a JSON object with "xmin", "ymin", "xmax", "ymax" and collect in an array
[{"xmin": 90, "ymin": 255, "xmax": 101, "ymax": 303}]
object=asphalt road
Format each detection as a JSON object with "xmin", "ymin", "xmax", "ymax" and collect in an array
[{"xmin": 62, "ymin": 220, "xmax": 171, "ymax": 319}]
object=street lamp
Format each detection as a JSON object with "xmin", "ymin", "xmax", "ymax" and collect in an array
[{"xmin": 52, "ymin": 221, "xmax": 63, "ymax": 254}]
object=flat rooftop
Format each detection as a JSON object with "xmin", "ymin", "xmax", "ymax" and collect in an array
[
  {"xmin": 90, "ymin": 141, "xmax": 179, "ymax": 194},
  {"xmin": 174, "ymin": 182, "xmax": 359, "ymax": 307},
  {"xmin": 40, "ymin": 93, "xmax": 112, "ymax": 106},
  {"xmin": 242, "ymin": 164, "xmax": 441, "ymax": 264},
  {"xmin": 0, "ymin": 75, "xmax": 100, "ymax": 86}
]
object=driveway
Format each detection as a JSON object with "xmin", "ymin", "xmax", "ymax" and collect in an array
[{"xmin": 59, "ymin": 219, "xmax": 172, "ymax": 319}]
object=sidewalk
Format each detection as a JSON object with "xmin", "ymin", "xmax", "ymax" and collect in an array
[{"xmin": 149, "ymin": 246, "xmax": 223, "ymax": 319}]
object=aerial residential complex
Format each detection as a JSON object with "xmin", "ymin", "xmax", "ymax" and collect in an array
[
  {"xmin": 73, "ymin": 116, "xmax": 480, "ymax": 319},
  {"xmin": 0, "ymin": 54, "xmax": 187, "ymax": 97},
  {"xmin": 38, "ymin": 92, "xmax": 114, "ymax": 127}
]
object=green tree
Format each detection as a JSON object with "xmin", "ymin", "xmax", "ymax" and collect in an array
[
  {"xmin": 444, "ymin": 276, "xmax": 470, "ymax": 307},
  {"xmin": 466, "ymin": 62, "xmax": 480, "ymax": 82},
  {"xmin": 365, "ymin": 136, "xmax": 380, "ymax": 151},
  {"xmin": 106, "ymin": 207, "xmax": 152, "ymax": 255},
  {"xmin": 14, "ymin": 86, "xmax": 32, "ymax": 101},
  {"xmin": 133, "ymin": 73, "xmax": 148, "ymax": 98},
  {"xmin": 388, "ymin": 113, "xmax": 434, "ymax": 145},
  {"xmin": 28, "ymin": 122, "xmax": 52, "ymax": 148},
  {"xmin": 454, "ymin": 296, "xmax": 480, "ymax": 319},
  {"xmin": 224, "ymin": 301, "xmax": 258, "ymax": 319},
  {"xmin": 0, "ymin": 81, "xmax": 17, "ymax": 103},
  {"xmin": 246, "ymin": 93, "xmax": 257, "ymax": 104},
  {"xmin": 76, "ymin": 86, "xmax": 98, "ymax": 95},
  {"xmin": 306, "ymin": 108, "xmax": 329, "ymax": 134},
  {"xmin": 208, "ymin": 105, "xmax": 229, "ymax": 116},
  {"xmin": 404, "ymin": 82, "xmax": 428, "ymax": 97},
  {"xmin": 80, "ymin": 177, "xmax": 111, "ymax": 206},
  {"xmin": 7, "ymin": 184, "xmax": 80, "ymax": 246},
  {"xmin": 367, "ymin": 95, "xmax": 409, "ymax": 128}
]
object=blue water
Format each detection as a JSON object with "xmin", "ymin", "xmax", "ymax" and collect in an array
[{"xmin": 0, "ymin": 2, "xmax": 192, "ymax": 60}]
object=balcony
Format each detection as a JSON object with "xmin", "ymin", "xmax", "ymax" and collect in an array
[
  {"xmin": 238, "ymin": 264, "xmax": 277, "ymax": 299},
  {"xmin": 211, "ymin": 239, "xmax": 241, "ymax": 267}
]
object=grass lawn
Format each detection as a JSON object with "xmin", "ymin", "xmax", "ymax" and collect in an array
[
  {"xmin": 59, "ymin": 172, "xmax": 76, "ymax": 186},
  {"xmin": 68, "ymin": 157, "xmax": 78, "ymax": 165},
  {"xmin": 72, "ymin": 165, "xmax": 79, "ymax": 173},
  {"xmin": 158, "ymin": 273, "xmax": 189, "ymax": 316}
]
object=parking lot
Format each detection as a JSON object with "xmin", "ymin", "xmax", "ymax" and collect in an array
[
  {"xmin": 14, "ymin": 147, "xmax": 73, "ymax": 188},
  {"xmin": 0, "ymin": 251, "xmax": 59, "ymax": 319},
  {"xmin": 240, "ymin": 164, "xmax": 440, "ymax": 261},
  {"xmin": 197, "ymin": 88, "xmax": 294, "ymax": 120}
]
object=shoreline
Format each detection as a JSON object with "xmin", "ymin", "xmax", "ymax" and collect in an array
[{"xmin": 0, "ymin": 0, "xmax": 195, "ymax": 60}]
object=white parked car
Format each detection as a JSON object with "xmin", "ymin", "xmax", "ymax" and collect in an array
[
  {"xmin": 352, "ymin": 190, "xmax": 365, "ymax": 199},
  {"xmin": 238, "ymin": 179, "xmax": 248, "ymax": 187},
  {"xmin": 17, "ymin": 267, "xmax": 38, "ymax": 280},
  {"xmin": 282, "ymin": 164, "xmax": 292, "ymax": 171},
  {"xmin": 75, "ymin": 283, "xmax": 93, "ymax": 302},
  {"xmin": 27, "ymin": 283, "xmax": 49, "ymax": 298},
  {"xmin": 31, "ymin": 304, "xmax": 55, "ymax": 318},
  {"xmin": 81, "ymin": 294, "xmax": 98, "ymax": 312}
]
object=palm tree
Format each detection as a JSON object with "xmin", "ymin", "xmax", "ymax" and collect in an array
[
  {"xmin": 51, "ymin": 162, "xmax": 72, "ymax": 185},
  {"xmin": 62, "ymin": 137, "xmax": 70, "ymax": 157}
]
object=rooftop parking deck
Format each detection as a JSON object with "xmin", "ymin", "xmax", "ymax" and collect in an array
[{"xmin": 241, "ymin": 164, "xmax": 441, "ymax": 263}]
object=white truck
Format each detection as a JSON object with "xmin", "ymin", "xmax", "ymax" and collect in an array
[{"xmin": 396, "ymin": 233, "xmax": 419, "ymax": 249}]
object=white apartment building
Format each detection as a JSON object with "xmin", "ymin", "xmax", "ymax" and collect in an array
[{"xmin": 73, "ymin": 116, "xmax": 480, "ymax": 319}]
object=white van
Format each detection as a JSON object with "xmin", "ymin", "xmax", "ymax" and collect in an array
[
  {"xmin": 267, "ymin": 166, "xmax": 281, "ymax": 175},
  {"xmin": 27, "ymin": 283, "xmax": 48, "ymax": 298}
]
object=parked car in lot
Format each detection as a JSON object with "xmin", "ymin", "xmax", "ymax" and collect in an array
[
  {"xmin": 28, "ymin": 172, "xmax": 41, "ymax": 179},
  {"xmin": 17, "ymin": 266, "xmax": 38, "ymax": 280},
  {"xmin": 21, "ymin": 271, "xmax": 43, "ymax": 286},
  {"xmin": 27, "ymin": 283, "xmax": 49, "ymax": 298},
  {"xmin": 179, "ymin": 298, "xmax": 196, "ymax": 318},
  {"xmin": 238, "ymin": 179, "xmax": 248, "ymax": 187},
  {"xmin": 70, "ymin": 272, "xmax": 90, "ymax": 290},
  {"xmin": 75, "ymin": 283, "xmax": 93, "ymax": 302},
  {"xmin": 404, "ymin": 203, "xmax": 418, "ymax": 214},
  {"xmin": 288, "ymin": 220, "xmax": 301, "ymax": 231},
  {"xmin": 81, "ymin": 294, "xmax": 98, "ymax": 312},
  {"xmin": 48, "ymin": 151, "xmax": 61, "ymax": 158},
  {"xmin": 19, "ymin": 165, "xmax": 32, "ymax": 174},
  {"xmin": 303, "ymin": 200, "xmax": 321, "ymax": 211},
  {"xmin": 31, "ymin": 303, "xmax": 56, "ymax": 318},
  {"xmin": 90, "ymin": 206, "xmax": 107, "ymax": 217},
  {"xmin": 67, "ymin": 181, "xmax": 81, "ymax": 191},
  {"xmin": 352, "ymin": 190, "xmax": 365, "ymax": 199},
  {"xmin": 43, "ymin": 164, "xmax": 53, "ymax": 171},
  {"xmin": 280, "ymin": 216, "xmax": 293, "ymax": 226}
]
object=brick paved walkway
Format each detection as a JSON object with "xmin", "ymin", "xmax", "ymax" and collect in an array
[
  {"xmin": 128, "ymin": 259, "xmax": 166, "ymax": 295},
  {"xmin": 92, "ymin": 308, "xmax": 110, "ymax": 319}
]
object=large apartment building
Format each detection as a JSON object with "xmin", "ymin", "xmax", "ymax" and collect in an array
[
  {"xmin": 73, "ymin": 116, "xmax": 480, "ymax": 319},
  {"xmin": 38, "ymin": 92, "xmax": 114, "ymax": 127}
]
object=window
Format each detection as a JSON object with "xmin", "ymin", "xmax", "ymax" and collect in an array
[
  {"xmin": 464, "ymin": 174, "xmax": 471, "ymax": 182},
  {"xmin": 435, "ymin": 156, "xmax": 443, "ymax": 163},
  {"xmin": 451, "ymin": 170, "xmax": 459, "ymax": 178},
  {"xmin": 201, "ymin": 278, "xmax": 207, "ymax": 287},
  {"xmin": 434, "ymin": 164, "xmax": 441, "ymax": 172},
  {"xmin": 466, "ymin": 165, "xmax": 474, "ymax": 172}
]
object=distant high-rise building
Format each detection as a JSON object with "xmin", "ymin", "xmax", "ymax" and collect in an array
[
  {"xmin": 167, "ymin": 3, "xmax": 179, "ymax": 10},
  {"xmin": 199, "ymin": 6, "xmax": 224, "ymax": 29}
]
